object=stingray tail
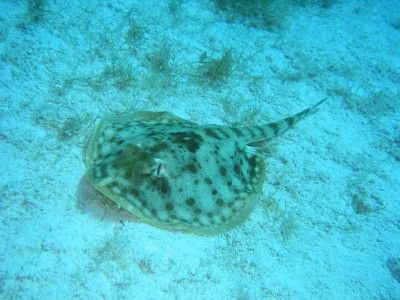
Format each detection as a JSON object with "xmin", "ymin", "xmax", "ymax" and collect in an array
[{"xmin": 243, "ymin": 98, "xmax": 327, "ymax": 143}]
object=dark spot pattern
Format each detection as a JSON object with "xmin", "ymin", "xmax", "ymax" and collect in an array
[
  {"xmin": 232, "ymin": 128, "xmax": 243, "ymax": 137},
  {"xmin": 212, "ymin": 189, "xmax": 218, "ymax": 195},
  {"xmin": 96, "ymin": 164, "xmax": 107, "ymax": 178},
  {"xmin": 131, "ymin": 188, "xmax": 140, "ymax": 197},
  {"xmin": 254, "ymin": 126, "xmax": 265, "ymax": 137},
  {"xmin": 149, "ymin": 142, "xmax": 169, "ymax": 153},
  {"xmin": 249, "ymin": 156, "xmax": 257, "ymax": 168},
  {"xmin": 204, "ymin": 128, "xmax": 220, "ymax": 139},
  {"xmin": 107, "ymin": 181, "xmax": 118, "ymax": 190},
  {"xmin": 165, "ymin": 202, "xmax": 173, "ymax": 211},
  {"xmin": 171, "ymin": 132, "xmax": 203, "ymax": 153},
  {"xmin": 219, "ymin": 166, "xmax": 227, "ymax": 176},
  {"xmin": 213, "ymin": 145, "xmax": 220, "ymax": 155},
  {"xmin": 185, "ymin": 197, "xmax": 195, "ymax": 206},
  {"xmin": 287, "ymin": 117, "xmax": 295, "ymax": 127},
  {"xmin": 270, "ymin": 123, "xmax": 279, "ymax": 135},
  {"xmin": 204, "ymin": 177, "xmax": 212, "ymax": 185},
  {"xmin": 248, "ymin": 157, "xmax": 257, "ymax": 177},
  {"xmin": 150, "ymin": 177, "xmax": 170, "ymax": 195},
  {"xmin": 140, "ymin": 199, "xmax": 148, "ymax": 207},
  {"xmin": 234, "ymin": 164, "xmax": 241, "ymax": 175},
  {"xmin": 187, "ymin": 163, "xmax": 198, "ymax": 173},
  {"xmin": 218, "ymin": 129, "xmax": 230, "ymax": 139}
]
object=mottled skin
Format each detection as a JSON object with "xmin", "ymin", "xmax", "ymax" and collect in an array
[{"xmin": 85, "ymin": 99, "xmax": 326, "ymax": 235}]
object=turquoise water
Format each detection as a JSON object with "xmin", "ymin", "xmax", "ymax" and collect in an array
[{"xmin": 0, "ymin": 0, "xmax": 399, "ymax": 299}]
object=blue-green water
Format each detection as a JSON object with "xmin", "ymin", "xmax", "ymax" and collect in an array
[{"xmin": 0, "ymin": 0, "xmax": 399, "ymax": 298}]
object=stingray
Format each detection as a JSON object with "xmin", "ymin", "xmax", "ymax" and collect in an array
[{"xmin": 85, "ymin": 99, "xmax": 326, "ymax": 235}]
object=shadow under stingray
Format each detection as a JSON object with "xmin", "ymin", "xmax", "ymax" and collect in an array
[{"xmin": 76, "ymin": 175, "xmax": 138, "ymax": 224}]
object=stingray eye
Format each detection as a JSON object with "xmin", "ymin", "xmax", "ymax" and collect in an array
[
  {"xmin": 152, "ymin": 158, "xmax": 166, "ymax": 177},
  {"xmin": 156, "ymin": 163, "xmax": 162, "ymax": 176}
]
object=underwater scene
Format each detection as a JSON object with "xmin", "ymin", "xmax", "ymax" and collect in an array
[{"xmin": 0, "ymin": 0, "xmax": 399, "ymax": 299}]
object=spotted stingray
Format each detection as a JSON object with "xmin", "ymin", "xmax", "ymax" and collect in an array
[{"xmin": 85, "ymin": 99, "xmax": 326, "ymax": 235}]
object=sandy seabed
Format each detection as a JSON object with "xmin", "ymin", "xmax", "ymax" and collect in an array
[{"xmin": 0, "ymin": 0, "xmax": 399, "ymax": 299}]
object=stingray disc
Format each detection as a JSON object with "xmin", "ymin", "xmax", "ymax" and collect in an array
[{"xmin": 85, "ymin": 111, "xmax": 266, "ymax": 235}]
